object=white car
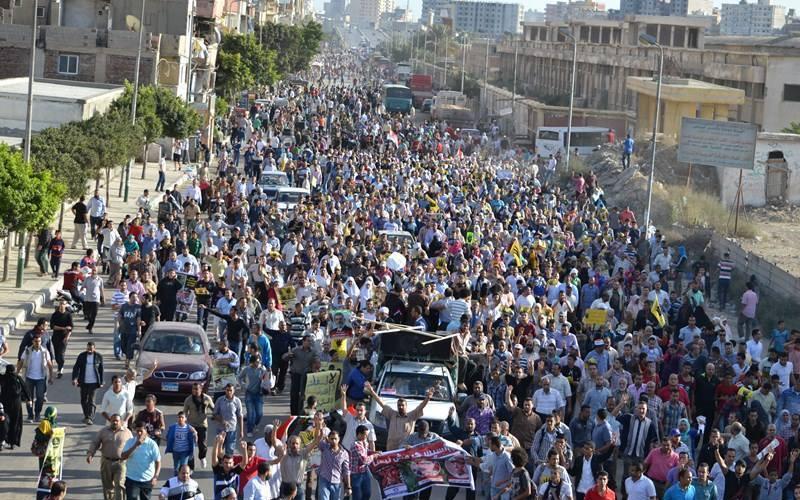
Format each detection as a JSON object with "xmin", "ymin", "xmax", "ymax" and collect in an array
[
  {"xmin": 273, "ymin": 186, "xmax": 310, "ymax": 212},
  {"xmin": 378, "ymin": 230, "xmax": 416, "ymax": 250},
  {"xmin": 257, "ymin": 171, "xmax": 290, "ymax": 199},
  {"xmin": 369, "ymin": 360, "xmax": 459, "ymax": 450}
]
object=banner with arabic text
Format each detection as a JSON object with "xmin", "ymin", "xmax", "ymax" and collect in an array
[{"xmin": 369, "ymin": 439, "xmax": 474, "ymax": 499}]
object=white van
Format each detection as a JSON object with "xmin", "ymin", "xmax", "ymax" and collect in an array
[
  {"xmin": 274, "ymin": 186, "xmax": 310, "ymax": 212},
  {"xmin": 535, "ymin": 126, "xmax": 607, "ymax": 157}
]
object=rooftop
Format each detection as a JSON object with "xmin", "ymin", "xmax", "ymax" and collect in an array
[
  {"xmin": 626, "ymin": 76, "xmax": 746, "ymax": 104},
  {"xmin": 0, "ymin": 78, "xmax": 124, "ymax": 103}
]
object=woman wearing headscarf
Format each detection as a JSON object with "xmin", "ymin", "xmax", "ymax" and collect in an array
[
  {"xmin": 358, "ymin": 277, "xmax": 374, "ymax": 311},
  {"xmin": 31, "ymin": 406, "xmax": 57, "ymax": 469},
  {"xmin": 0, "ymin": 365, "xmax": 29, "ymax": 449},
  {"xmin": 776, "ymin": 409, "xmax": 794, "ymax": 442}
]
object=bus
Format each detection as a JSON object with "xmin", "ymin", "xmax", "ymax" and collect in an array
[
  {"xmin": 383, "ymin": 84, "xmax": 413, "ymax": 114},
  {"xmin": 535, "ymin": 126, "xmax": 608, "ymax": 157}
]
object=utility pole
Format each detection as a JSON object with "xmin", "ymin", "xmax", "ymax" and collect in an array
[
  {"xmin": 512, "ymin": 37, "xmax": 518, "ymax": 135},
  {"xmin": 460, "ymin": 34, "xmax": 466, "ymax": 94},
  {"xmin": 17, "ymin": 0, "xmax": 39, "ymax": 288},
  {"xmin": 483, "ymin": 38, "xmax": 489, "ymax": 119},
  {"xmin": 442, "ymin": 30, "xmax": 448, "ymax": 87},
  {"xmin": 125, "ymin": 0, "xmax": 146, "ymax": 201}
]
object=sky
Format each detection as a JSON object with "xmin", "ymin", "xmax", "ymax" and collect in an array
[{"xmin": 313, "ymin": 0, "xmax": 800, "ymax": 18}]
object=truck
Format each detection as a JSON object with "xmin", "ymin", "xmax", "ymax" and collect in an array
[
  {"xmin": 432, "ymin": 90, "xmax": 467, "ymax": 108},
  {"xmin": 408, "ymin": 74, "xmax": 434, "ymax": 108},
  {"xmin": 431, "ymin": 104, "xmax": 476, "ymax": 129},
  {"xmin": 368, "ymin": 329, "xmax": 464, "ymax": 450},
  {"xmin": 395, "ymin": 62, "xmax": 412, "ymax": 82}
]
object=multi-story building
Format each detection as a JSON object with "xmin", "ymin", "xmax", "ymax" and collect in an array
[
  {"xmin": 524, "ymin": 9, "xmax": 546, "ymax": 22},
  {"xmin": 421, "ymin": 0, "xmax": 449, "ymax": 25},
  {"xmin": 349, "ymin": 0, "xmax": 393, "ymax": 27},
  {"xmin": 621, "ymin": 0, "xmax": 712, "ymax": 16},
  {"xmin": 491, "ymin": 16, "xmax": 800, "ymax": 132},
  {"xmin": 720, "ymin": 0, "xmax": 786, "ymax": 35},
  {"xmin": 324, "ymin": 0, "xmax": 347, "ymax": 19},
  {"xmin": 545, "ymin": 0, "xmax": 607, "ymax": 22},
  {"xmin": 0, "ymin": 0, "xmax": 226, "ymax": 144},
  {"xmin": 451, "ymin": 1, "xmax": 523, "ymax": 36}
]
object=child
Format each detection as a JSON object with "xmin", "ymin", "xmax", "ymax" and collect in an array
[
  {"xmin": 165, "ymin": 411, "xmax": 197, "ymax": 473},
  {"xmin": 506, "ymin": 447, "xmax": 532, "ymax": 500}
]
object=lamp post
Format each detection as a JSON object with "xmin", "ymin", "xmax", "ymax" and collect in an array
[
  {"xmin": 124, "ymin": 0, "xmax": 147, "ymax": 202},
  {"xmin": 483, "ymin": 37, "xmax": 489, "ymax": 119},
  {"xmin": 639, "ymin": 33, "xmax": 664, "ymax": 231},
  {"xmin": 17, "ymin": 0, "xmax": 39, "ymax": 288},
  {"xmin": 460, "ymin": 33, "xmax": 467, "ymax": 94},
  {"xmin": 442, "ymin": 30, "xmax": 448, "ymax": 87},
  {"xmin": 558, "ymin": 26, "xmax": 577, "ymax": 172},
  {"xmin": 511, "ymin": 36, "xmax": 518, "ymax": 136}
]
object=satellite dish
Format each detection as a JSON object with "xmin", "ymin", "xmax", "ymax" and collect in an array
[{"xmin": 126, "ymin": 14, "xmax": 141, "ymax": 32}]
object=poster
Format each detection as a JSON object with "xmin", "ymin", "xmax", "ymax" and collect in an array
[
  {"xmin": 302, "ymin": 370, "xmax": 341, "ymax": 413},
  {"xmin": 176, "ymin": 289, "xmax": 196, "ymax": 316},
  {"xmin": 584, "ymin": 309, "xmax": 608, "ymax": 327},
  {"xmin": 278, "ymin": 285, "xmax": 297, "ymax": 307},
  {"xmin": 210, "ymin": 363, "xmax": 238, "ymax": 392},
  {"xmin": 369, "ymin": 439, "xmax": 474, "ymax": 500},
  {"xmin": 35, "ymin": 427, "xmax": 65, "ymax": 500}
]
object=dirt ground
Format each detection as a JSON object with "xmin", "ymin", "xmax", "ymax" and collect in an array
[{"xmin": 737, "ymin": 204, "xmax": 800, "ymax": 277}]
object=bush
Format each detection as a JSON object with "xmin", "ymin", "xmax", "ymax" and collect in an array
[{"xmin": 669, "ymin": 186, "xmax": 758, "ymax": 238}]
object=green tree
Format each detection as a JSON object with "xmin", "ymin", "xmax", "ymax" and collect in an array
[
  {"xmin": 0, "ymin": 144, "xmax": 65, "ymax": 280},
  {"xmin": 81, "ymin": 110, "xmax": 142, "ymax": 203},
  {"xmin": 219, "ymin": 32, "xmax": 278, "ymax": 94},
  {"xmin": 257, "ymin": 21, "xmax": 323, "ymax": 76},
  {"xmin": 30, "ymin": 122, "xmax": 100, "ymax": 229},
  {"xmin": 783, "ymin": 122, "xmax": 800, "ymax": 134},
  {"xmin": 216, "ymin": 50, "xmax": 254, "ymax": 99}
]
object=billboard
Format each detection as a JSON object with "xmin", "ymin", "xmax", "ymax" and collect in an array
[{"xmin": 678, "ymin": 118, "xmax": 757, "ymax": 170}]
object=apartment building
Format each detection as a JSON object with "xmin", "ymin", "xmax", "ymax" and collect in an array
[
  {"xmin": 451, "ymin": 1, "xmax": 523, "ymax": 36},
  {"xmin": 492, "ymin": 16, "xmax": 800, "ymax": 132},
  {"xmin": 349, "ymin": 0, "xmax": 393, "ymax": 27},
  {"xmin": 621, "ymin": 0, "xmax": 713, "ymax": 16},
  {"xmin": 545, "ymin": 1, "xmax": 607, "ymax": 22},
  {"xmin": 720, "ymin": 0, "xmax": 786, "ymax": 35}
]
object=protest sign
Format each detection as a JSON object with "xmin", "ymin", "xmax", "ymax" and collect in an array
[
  {"xmin": 369, "ymin": 439, "xmax": 474, "ymax": 499},
  {"xmin": 176, "ymin": 289, "xmax": 196, "ymax": 317},
  {"xmin": 278, "ymin": 285, "xmax": 296, "ymax": 307},
  {"xmin": 35, "ymin": 427, "xmax": 65, "ymax": 499},
  {"xmin": 584, "ymin": 309, "xmax": 608, "ymax": 327},
  {"xmin": 302, "ymin": 370, "xmax": 341, "ymax": 413}
]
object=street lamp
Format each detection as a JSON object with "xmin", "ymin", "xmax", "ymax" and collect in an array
[
  {"xmin": 460, "ymin": 33, "xmax": 467, "ymax": 94},
  {"xmin": 558, "ymin": 26, "xmax": 577, "ymax": 172},
  {"xmin": 638, "ymin": 32, "xmax": 664, "ymax": 231},
  {"xmin": 18, "ymin": 0, "xmax": 39, "ymax": 288},
  {"xmin": 511, "ymin": 35, "xmax": 519, "ymax": 136}
]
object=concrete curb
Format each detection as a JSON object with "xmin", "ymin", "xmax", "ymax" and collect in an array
[{"xmin": 0, "ymin": 169, "xmax": 192, "ymax": 337}]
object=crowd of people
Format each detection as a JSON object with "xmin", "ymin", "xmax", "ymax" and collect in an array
[{"xmin": 1, "ymin": 43, "xmax": 800, "ymax": 500}]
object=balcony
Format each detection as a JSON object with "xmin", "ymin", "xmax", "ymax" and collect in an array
[{"xmin": 196, "ymin": 0, "xmax": 225, "ymax": 19}]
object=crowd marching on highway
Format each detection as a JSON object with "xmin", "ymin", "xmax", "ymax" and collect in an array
[{"xmin": 1, "ymin": 42, "xmax": 800, "ymax": 500}]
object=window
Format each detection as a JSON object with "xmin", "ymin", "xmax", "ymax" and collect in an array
[
  {"xmin": 784, "ymin": 84, "xmax": 800, "ymax": 102},
  {"xmin": 58, "ymin": 54, "xmax": 79, "ymax": 75},
  {"xmin": 36, "ymin": 6, "xmax": 45, "ymax": 17},
  {"xmin": 14, "ymin": 0, "xmax": 21, "ymax": 6}
]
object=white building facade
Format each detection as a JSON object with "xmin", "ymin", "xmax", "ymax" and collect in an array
[{"xmin": 452, "ymin": 1, "xmax": 523, "ymax": 36}]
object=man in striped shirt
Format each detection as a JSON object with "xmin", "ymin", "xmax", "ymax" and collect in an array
[
  {"xmin": 318, "ymin": 431, "xmax": 351, "ymax": 500},
  {"xmin": 718, "ymin": 252, "xmax": 734, "ymax": 309},
  {"xmin": 110, "ymin": 282, "xmax": 129, "ymax": 360}
]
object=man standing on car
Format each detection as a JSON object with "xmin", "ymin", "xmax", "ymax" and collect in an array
[{"xmin": 364, "ymin": 383, "xmax": 433, "ymax": 450}]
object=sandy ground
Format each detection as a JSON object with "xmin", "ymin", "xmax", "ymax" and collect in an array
[{"xmin": 737, "ymin": 205, "xmax": 800, "ymax": 277}]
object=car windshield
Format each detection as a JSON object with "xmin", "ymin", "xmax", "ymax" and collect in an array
[
  {"xmin": 384, "ymin": 233, "xmax": 414, "ymax": 249},
  {"xmin": 380, "ymin": 372, "xmax": 451, "ymax": 401},
  {"xmin": 143, "ymin": 333, "xmax": 204, "ymax": 355},
  {"xmin": 259, "ymin": 174, "xmax": 288, "ymax": 186},
  {"xmin": 278, "ymin": 192, "xmax": 303, "ymax": 204}
]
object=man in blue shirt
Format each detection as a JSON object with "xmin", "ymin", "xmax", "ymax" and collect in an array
[
  {"xmin": 664, "ymin": 468, "xmax": 696, "ymax": 500},
  {"xmin": 345, "ymin": 360, "xmax": 373, "ymax": 403},
  {"xmin": 122, "ymin": 421, "xmax": 162, "ymax": 500},
  {"xmin": 489, "ymin": 434, "xmax": 514, "ymax": 500},
  {"xmin": 622, "ymin": 135, "xmax": 635, "ymax": 169}
]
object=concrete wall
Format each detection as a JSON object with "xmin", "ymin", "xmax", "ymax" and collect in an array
[
  {"xmin": 112, "ymin": 0, "xmax": 192, "ymax": 36},
  {"xmin": 0, "ymin": 96, "xmax": 85, "ymax": 131},
  {"xmin": 762, "ymin": 56, "xmax": 800, "ymax": 133},
  {"xmin": 718, "ymin": 134, "xmax": 800, "ymax": 207}
]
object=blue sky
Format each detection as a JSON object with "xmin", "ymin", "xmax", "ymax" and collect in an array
[{"xmin": 313, "ymin": 0, "xmax": 799, "ymax": 18}]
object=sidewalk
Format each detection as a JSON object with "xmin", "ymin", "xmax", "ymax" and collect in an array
[{"xmin": 0, "ymin": 161, "xmax": 193, "ymax": 336}]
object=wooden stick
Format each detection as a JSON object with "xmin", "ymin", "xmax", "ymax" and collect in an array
[{"xmin": 422, "ymin": 333, "xmax": 459, "ymax": 345}]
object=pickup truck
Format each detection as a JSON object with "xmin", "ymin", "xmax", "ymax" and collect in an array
[{"xmin": 368, "ymin": 330, "xmax": 464, "ymax": 450}]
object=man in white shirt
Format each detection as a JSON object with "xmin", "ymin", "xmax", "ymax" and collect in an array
[
  {"xmin": 647, "ymin": 281, "xmax": 670, "ymax": 311},
  {"xmin": 87, "ymin": 189, "xmax": 106, "ymax": 240},
  {"xmin": 625, "ymin": 462, "xmax": 657, "ymax": 500},
  {"xmin": 184, "ymin": 179, "xmax": 203, "ymax": 204},
  {"xmin": 746, "ymin": 329, "xmax": 764, "ymax": 363},
  {"xmin": 82, "ymin": 268, "xmax": 105, "ymax": 335},
  {"xmin": 101, "ymin": 375, "xmax": 134, "ymax": 426},
  {"xmin": 176, "ymin": 248, "xmax": 200, "ymax": 276},
  {"xmin": 339, "ymin": 388, "xmax": 376, "ymax": 451},
  {"xmin": 18, "ymin": 335, "xmax": 53, "ymax": 422},
  {"xmin": 532, "ymin": 378, "xmax": 566, "ymax": 420},
  {"xmin": 770, "ymin": 352, "xmax": 793, "ymax": 392}
]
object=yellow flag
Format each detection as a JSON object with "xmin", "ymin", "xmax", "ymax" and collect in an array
[
  {"xmin": 651, "ymin": 298, "xmax": 666, "ymax": 327},
  {"xmin": 509, "ymin": 239, "xmax": 523, "ymax": 267}
]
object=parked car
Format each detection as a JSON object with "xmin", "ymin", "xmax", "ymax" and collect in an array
[{"xmin": 134, "ymin": 322, "xmax": 212, "ymax": 398}]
